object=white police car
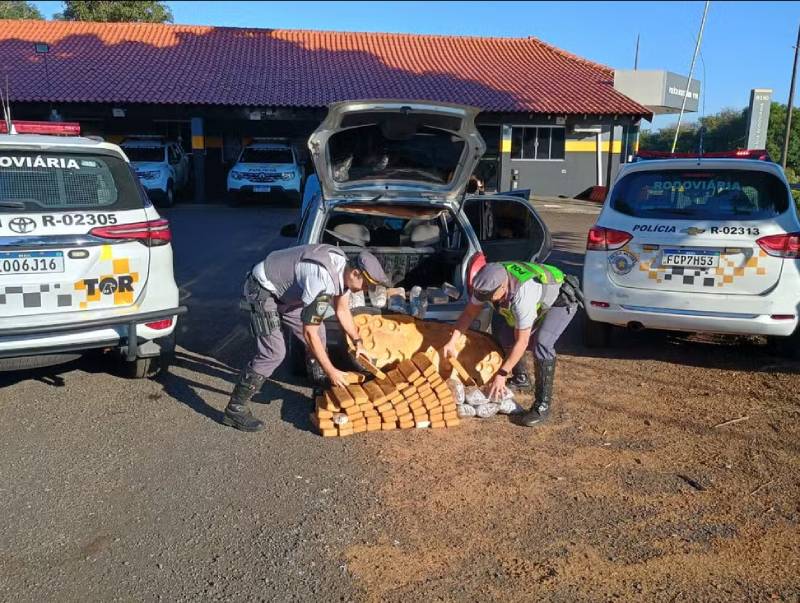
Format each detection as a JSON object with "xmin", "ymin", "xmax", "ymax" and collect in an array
[
  {"xmin": 227, "ymin": 141, "xmax": 303, "ymax": 203},
  {"xmin": 0, "ymin": 122, "xmax": 185, "ymax": 377},
  {"xmin": 583, "ymin": 150, "xmax": 800, "ymax": 356},
  {"xmin": 121, "ymin": 137, "xmax": 191, "ymax": 207}
]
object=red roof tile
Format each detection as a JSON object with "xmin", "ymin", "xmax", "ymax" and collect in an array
[{"xmin": 0, "ymin": 20, "xmax": 650, "ymax": 116}]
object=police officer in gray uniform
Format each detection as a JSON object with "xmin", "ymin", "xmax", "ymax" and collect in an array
[
  {"xmin": 443, "ymin": 260, "xmax": 583, "ymax": 427},
  {"xmin": 225, "ymin": 244, "xmax": 390, "ymax": 432}
]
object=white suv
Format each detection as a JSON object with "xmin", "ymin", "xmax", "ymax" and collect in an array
[
  {"xmin": 0, "ymin": 126, "xmax": 185, "ymax": 377},
  {"xmin": 121, "ymin": 137, "xmax": 191, "ymax": 207},
  {"xmin": 583, "ymin": 151, "xmax": 800, "ymax": 356},
  {"xmin": 227, "ymin": 142, "xmax": 303, "ymax": 203}
]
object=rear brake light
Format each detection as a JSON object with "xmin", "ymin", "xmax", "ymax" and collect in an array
[
  {"xmin": 635, "ymin": 149, "xmax": 770, "ymax": 161},
  {"xmin": 770, "ymin": 314, "xmax": 795, "ymax": 321},
  {"xmin": 587, "ymin": 226, "xmax": 632, "ymax": 251},
  {"xmin": 145, "ymin": 318, "xmax": 173, "ymax": 330},
  {"xmin": 466, "ymin": 251, "xmax": 487, "ymax": 294},
  {"xmin": 0, "ymin": 120, "xmax": 81, "ymax": 136},
  {"xmin": 756, "ymin": 232, "xmax": 800, "ymax": 258},
  {"xmin": 90, "ymin": 219, "xmax": 171, "ymax": 246}
]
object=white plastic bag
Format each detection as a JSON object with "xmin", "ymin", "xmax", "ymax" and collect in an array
[
  {"xmin": 447, "ymin": 378, "xmax": 466, "ymax": 405},
  {"xmin": 474, "ymin": 403, "xmax": 500, "ymax": 419},
  {"xmin": 332, "ymin": 413, "xmax": 349, "ymax": 426},
  {"xmin": 498, "ymin": 399, "xmax": 525, "ymax": 415},
  {"xmin": 457, "ymin": 404, "xmax": 476, "ymax": 418},
  {"xmin": 465, "ymin": 386, "xmax": 490, "ymax": 407}
]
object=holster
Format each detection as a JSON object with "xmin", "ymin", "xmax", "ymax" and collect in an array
[{"xmin": 242, "ymin": 274, "xmax": 281, "ymax": 338}]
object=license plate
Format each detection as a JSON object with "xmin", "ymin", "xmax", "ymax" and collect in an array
[
  {"xmin": 0, "ymin": 251, "xmax": 65, "ymax": 275},
  {"xmin": 254, "ymin": 185, "xmax": 271, "ymax": 193},
  {"xmin": 661, "ymin": 249, "xmax": 719, "ymax": 269}
]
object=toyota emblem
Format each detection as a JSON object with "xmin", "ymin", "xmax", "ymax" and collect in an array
[{"xmin": 9, "ymin": 217, "xmax": 37, "ymax": 234}]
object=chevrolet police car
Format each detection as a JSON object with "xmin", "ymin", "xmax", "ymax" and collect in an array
[
  {"xmin": 583, "ymin": 150, "xmax": 800, "ymax": 357},
  {"xmin": 0, "ymin": 121, "xmax": 185, "ymax": 377},
  {"xmin": 227, "ymin": 141, "xmax": 304, "ymax": 203},
  {"xmin": 121, "ymin": 137, "xmax": 191, "ymax": 207}
]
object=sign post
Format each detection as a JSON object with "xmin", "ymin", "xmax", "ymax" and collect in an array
[{"xmin": 745, "ymin": 89, "xmax": 773, "ymax": 150}]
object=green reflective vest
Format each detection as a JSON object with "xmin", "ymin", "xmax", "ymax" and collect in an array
[{"xmin": 497, "ymin": 262, "xmax": 564, "ymax": 327}]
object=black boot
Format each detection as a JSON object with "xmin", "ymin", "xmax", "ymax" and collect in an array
[
  {"xmin": 223, "ymin": 367, "xmax": 266, "ymax": 432},
  {"xmin": 522, "ymin": 358, "xmax": 556, "ymax": 427},
  {"xmin": 306, "ymin": 357, "xmax": 330, "ymax": 388},
  {"xmin": 507, "ymin": 362, "xmax": 531, "ymax": 392}
]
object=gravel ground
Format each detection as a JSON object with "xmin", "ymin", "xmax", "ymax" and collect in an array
[{"xmin": 2, "ymin": 200, "xmax": 798, "ymax": 601}]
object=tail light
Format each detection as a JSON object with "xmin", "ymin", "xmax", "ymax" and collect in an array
[
  {"xmin": 145, "ymin": 318, "xmax": 174, "ymax": 330},
  {"xmin": 770, "ymin": 314, "xmax": 796, "ymax": 321},
  {"xmin": 756, "ymin": 233, "xmax": 800, "ymax": 258},
  {"xmin": 90, "ymin": 219, "xmax": 172, "ymax": 247},
  {"xmin": 590, "ymin": 301, "xmax": 610, "ymax": 308},
  {"xmin": 587, "ymin": 226, "xmax": 632, "ymax": 251},
  {"xmin": 466, "ymin": 251, "xmax": 487, "ymax": 294}
]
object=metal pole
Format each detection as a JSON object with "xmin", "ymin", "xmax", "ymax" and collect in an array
[
  {"xmin": 672, "ymin": 0, "xmax": 710, "ymax": 153},
  {"xmin": 780, "ymin": 23, "xmax": 800, "ymax": 168},
  {"xmin": 634, "ymin": 34, "xmax": 640, "ymax": 70}
]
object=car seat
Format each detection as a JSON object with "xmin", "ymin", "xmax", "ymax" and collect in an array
[{"xmin": 409, "ymin": 223, "xmax": 440, "ymax": 247}]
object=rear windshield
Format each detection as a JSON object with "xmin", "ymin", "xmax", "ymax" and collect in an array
[
  {"xmin": 240, "ymin": 148, "xmax": 294, "ymax": 164},
  {"xmin": 611, "ymin": 169, "xmax": 790, "ymax": 220},
  {"xmin": 0, "ymin": 150, "xmax": 144, "ymax": 212},
  {"xmin": 123, "ymin": 146, "xmax": 165, "ymax": 163},
  {"xmin": 328, "ymin": 124, "xmax": 465, "ymax": 185}
]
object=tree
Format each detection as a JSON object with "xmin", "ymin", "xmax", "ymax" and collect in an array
[
  {"xmin": 765, "ymin": 102, "xmax": 800, "ymax": 173},
  {"xmin": 55, "ymin": 1, "xmax": 173, "ymax": 23},
  {"xmin": 0, "ymin": 0, "xmax": 43, "ymax": 19}
]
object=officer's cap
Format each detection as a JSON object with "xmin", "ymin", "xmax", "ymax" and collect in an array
[
  {"xmin": 353, "ymin": 251, "xmax": 390, "ymax": 287},
  {"xmin": 472, "ymin": 263, "xmax": 508, "ymax": 301}
]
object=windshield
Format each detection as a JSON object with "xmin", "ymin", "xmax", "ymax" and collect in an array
[
  {"xmin": 0, "ymin": 151, "xmax": 144, "ymax": 212},
  {"xmin": 328, "ymin": 123, "xmax": 465, "ymax": 185},
  {"xmin": 240, "ymin": 148, "xmax": 294, "ymax": 164},
  {"xmin": 611, "ymin": 169, "xmax": 790, "ymax": 220},
  {"xmin": 123, "ymin": 146, "xmax": 165, "ymax": 163}
]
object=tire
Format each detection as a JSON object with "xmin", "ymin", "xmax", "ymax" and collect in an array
[
  {"xmin": 583, "ymin": 314, "xmax": 612, "ymax": 348},
  {"xmin": 122, "ymin": 334, "xmax": 175, "ymax": 379},
  {"xmin": 162, "ymin": 181, "xmax": 175, "ymax": 208}
]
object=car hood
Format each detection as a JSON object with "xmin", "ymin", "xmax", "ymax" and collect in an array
[
  {"xmin": 308, "ymin": 100, "xmax": 486, "ymax": 206},
  {"xmin": 232, "ymin": 163, "xmax": 295, "ymax": 172}
]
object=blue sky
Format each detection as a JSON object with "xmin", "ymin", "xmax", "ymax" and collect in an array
[{"xmin": 31, "ymin": 1, "xmax": 800, "ymax": 130}]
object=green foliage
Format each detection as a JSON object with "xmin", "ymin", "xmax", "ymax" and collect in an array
[
  {"xmin": 792, "ymin": 188, "xmax": 800, "ymax": 211},
  {"xmin": 640, "ymin": 102, "xmax": 800, "ymax": 177},
  {"xmin": 55, "ymin": 1, "xmax": 173, "ymax": 22},
  {"xmin": 0, "ymin": 0, "xmax": 43, "ymax": 19}
]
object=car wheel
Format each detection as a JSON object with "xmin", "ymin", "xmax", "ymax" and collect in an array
[{"xmin": 583, "ymin": 314, "xmax": 612, "ymax": 348}]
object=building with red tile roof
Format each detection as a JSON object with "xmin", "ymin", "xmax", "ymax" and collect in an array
[{"xmin": 1, "ymin": 19, "xmax": 652, "ymax": 199}]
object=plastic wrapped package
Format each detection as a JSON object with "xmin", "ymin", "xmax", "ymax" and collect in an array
[
  {"xmin": 332, "ymin": 413, "xmax": 349, "ymax": 426},
  {"xmin": 409, "ymin": 286, "xmax": 428, "ymax": 319},
  {"xmin": 498, "ymin": 399, "xmax": 525, "ymax": 415},
  {"xmin": 457, "ymin": 404, "xmax": 477, "ymax": 418},
  {"xmin": 349, "ymin": 290, "xmax": 366, "ymax": 310},
  {"xmin": 426, "ymin": 287, "xmax": 449, "ymax": 305},
  {"xmin": 465, "ymin": 386, "xmax": 490, "ymax": 407},
  {"xmin": 387, "ymin": 287, "xmax": 407, "ymax": 313},
  {"xmin": 441, "ymin": 282, "xmax": 460, "ymax": 300},
  {"xmin": 474, "ymin": 403, "xmax": 501, "ymax": 419},
  {"xmin": 368, "ymin": 285, "xmax": 387, "ymax": 308},
  {"xmin": 446, "ymin": 378, "xmax": 466, "ymax": 405}
]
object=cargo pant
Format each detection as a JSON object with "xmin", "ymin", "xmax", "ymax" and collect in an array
[
  {"xmin": 492, "ymin": 303, "xmax": 577, "ymax": 362},
  {"xmin": 242, "ymin": 275, "xmax": 327, "ymax": 379}
]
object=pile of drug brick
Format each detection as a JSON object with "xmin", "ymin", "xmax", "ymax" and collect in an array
[{"xmin": 311, "ymin": 352, "xmax": 460, "ymax": 437}]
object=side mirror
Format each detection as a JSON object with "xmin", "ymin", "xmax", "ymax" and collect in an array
[{"xmin": 280, "ymin": 223, "xmax": 299, "ymax": 238}]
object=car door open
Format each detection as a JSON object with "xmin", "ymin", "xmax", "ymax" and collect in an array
[{"xmin": 465, "ymin": 195, "xmax": 551, "ymax": 263}]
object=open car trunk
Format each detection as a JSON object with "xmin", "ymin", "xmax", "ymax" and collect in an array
[{"xmin": 332, "ymin": 245, "xmax": 467, "ymax": 290}]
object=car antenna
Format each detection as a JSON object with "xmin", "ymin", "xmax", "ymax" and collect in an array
[
  {"xmin": 1, "ymin": 74, "xmax": 16, "ymax": 135},
  {"xmin": 696, "ymin": 126, "xmax": 706, "ymax": 166}
]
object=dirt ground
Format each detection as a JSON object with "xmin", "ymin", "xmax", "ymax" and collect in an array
[{"xmin": 343, "ymin": 204, "xmax": 800, "ymax": 602}]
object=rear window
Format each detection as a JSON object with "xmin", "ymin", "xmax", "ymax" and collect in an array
[
  {"xmin": 611, "ymin": 169, "xmax": 790, "ymax": 220},
  {"xmin": 0, "ymin": 150, "xmax": 144, "ymax": 212},
  {"xmin": 240, "ymin": 148, "xmax": 294, "ymax": 164},
  {"xmin": 123, "ymin": 146, "xmax": 165, "ymax": 162},
  {"xmin": 328, "ymin": 124, "xmax": 465, "ymax": 185}
]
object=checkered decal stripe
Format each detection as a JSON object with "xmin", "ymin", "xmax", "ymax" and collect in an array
[
  {"xmin": 0, "ymin": 283, "xmax": 71, "ymax": 308},
  {"xmin": 637, "ymin": 249, "xmax": 770, "ymax": 287}
]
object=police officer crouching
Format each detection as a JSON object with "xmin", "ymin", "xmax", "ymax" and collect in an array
[
  {"xmin": 443, "ymin": 261, "xmax": 584, "ymax": 426},
  {"xmin": 226, "ymin": 244, "xmax": 390, "ymax": 432}
]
